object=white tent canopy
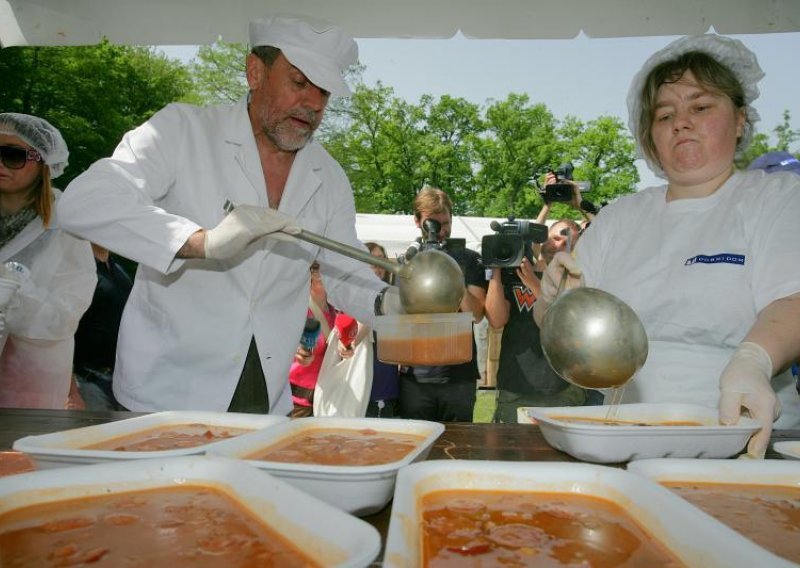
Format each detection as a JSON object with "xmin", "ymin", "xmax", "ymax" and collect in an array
[{"xmin": 2, "ymin": 0, "xmax": 799, "ymax": 47}]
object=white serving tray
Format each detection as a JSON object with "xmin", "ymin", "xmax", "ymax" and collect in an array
[
  {"xmin": 13, "ymin": 411, "xmax": 287, "ymax": 469},
  {"xmin": 518, "ymin": 403, "xmax": 760, "ymax": 463},
  {"xmin": 627, "ymin": 458, "xmax": 800, "ymax": 565},
  {"xmin": 773, "ymin": 440, "xmax": 800, "ymax": 460},
  {"xmin": 383, "ymin": 460, "xmax": 793, "ymax": 568},
  {"xmin": 0, "ymin": 456, "xmax": 380, "ymax": 568},
  {"xmin": 207, "ymin": 416, "xmax": 444, "ymax": 516}
]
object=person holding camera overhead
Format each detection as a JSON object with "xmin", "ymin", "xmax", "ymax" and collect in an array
[
  {"xmin": 397, "ymin": 187, "xmax": 487, "ymax": 422},
  {"xmin": 535, "ymin": 34, "xmax": 800, "ymax": 458},
  {"xmin": 484, "ymin": 176, "xmax": 595, "ymax": 422}
]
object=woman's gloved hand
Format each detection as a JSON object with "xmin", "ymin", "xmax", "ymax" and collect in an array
[
  {"xmin": 204, "ymin": 205, "xmax": 301, "ymax": 260},
  {"xmin": 719, "ymin": 342, "xmax": 780, "ymax": 459},
  {"xmin": 539, "ymin": 251, "xmax": 584, "ymax": 306}
]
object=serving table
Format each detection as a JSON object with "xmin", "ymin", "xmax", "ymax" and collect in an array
[{"xmin": 1, "ymin": 408, "xmax": 798, "ymax": 565}]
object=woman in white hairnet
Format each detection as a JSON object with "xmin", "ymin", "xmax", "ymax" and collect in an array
[
  {"xmin": 0, "ymin": 113, "xmax": 96, "ymax": 408},
  {"xmin": 534, "ymin": 35, "xmax": 800, "ymax": 458}
]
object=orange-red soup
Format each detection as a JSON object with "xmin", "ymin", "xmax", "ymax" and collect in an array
[
  {"xmin": 0, "ymin": 452, "xmax": 35, "ymax": 477},
  {"xmin": 421, "ymin": 490, "xmax": 685, "ymax": 567},
  {"xmin": 0, "ymin": 485, "xmax": 319, "ymax": 567},
  {"xmin": 84, "ymin": 423, "xmax": 252, "ymax": 451},
  {"xmin": 664, "ymin": 482, "xmax": 800, "ymax": 563},
  {"xmin": 248, "ymin": 428, "xmax": 424, "ymax": 466}
]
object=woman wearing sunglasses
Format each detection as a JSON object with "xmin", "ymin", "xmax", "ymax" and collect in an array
[{"xmin": 0, "ymin": 113, "xmax": 96, "ymax": 408}]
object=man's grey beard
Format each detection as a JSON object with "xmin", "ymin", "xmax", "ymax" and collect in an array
[{"xmin": 265, "ymin": 125, "xmax": 313, "ymax": 152}]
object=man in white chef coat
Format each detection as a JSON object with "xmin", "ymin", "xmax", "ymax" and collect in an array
[{"xmin": 57, "ymin": 15, "xmax": 395, "ymax": 414}]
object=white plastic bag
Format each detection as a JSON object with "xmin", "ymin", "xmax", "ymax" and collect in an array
[{"xmin": 313, "ymin": 328, "xmax": 373, "ymax": 417}]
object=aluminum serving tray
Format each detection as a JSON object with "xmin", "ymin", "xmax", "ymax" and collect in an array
[
  {"xmin": 0, "ymin": 456, "xmax": 380, "ymax": 568},
  {"xmin": 13, "ymin": 411, "xmax": 287, "ymax": 469},
  {"xmin": 383, "ymin": 460, "xmax": 793, "ymax": 568},
  {"xmin": 518, "ymin": 403, "xmax": 760, "ymax": 463},
  {"xmin": 207, "ymin": 416, "xmax": 444, "ymax": 516},
  {"xmin": 627, "ymin": 458, "xmax": 800, "ymax": 566}
]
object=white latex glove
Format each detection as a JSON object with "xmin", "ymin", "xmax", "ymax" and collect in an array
[
  {"xmin": 204, "ymin": 205, "xmax": 301, "ymax": 260},
  {"xmin": 719, "ymin": 342, "xmax": 780, "ymax": 459},
  {"xmin": 539, "ymin": 251, "xmax": 584, "ymax": 306},
  {"xmin": 379, "ymin": 286, "xmax": 406, "ymax": 315}
]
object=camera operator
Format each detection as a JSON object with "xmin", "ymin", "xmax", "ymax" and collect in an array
[
  {"xmin": 485, "ymin": 179, "xmax": 602, "ymax": 422},
  {"xmin": 397, "ymin": 187, "xmax": 487, "ymax": 422},
  {"xmin": 541, "ymin": 170, "xmax": 597, "ymax": 228}
]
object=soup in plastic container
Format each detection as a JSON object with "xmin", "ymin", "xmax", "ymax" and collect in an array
[{"xmin": 374, "ymin": 312, "xmax": 473, "ymax": 366}]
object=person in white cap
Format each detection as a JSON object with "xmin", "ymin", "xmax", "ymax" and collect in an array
[
  {"xmin": 534, "ymin": 34, "xmax": 800, "ymax": 458},
  {"xmin": 57, "ymin": 15, "xmax": 398, "ymax": 415},
  {"xmin": 0, "ymin": 112, "xmax": 96, "ymax": 409}
]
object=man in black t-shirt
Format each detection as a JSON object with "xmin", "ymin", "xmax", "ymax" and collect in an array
[
  {"xmin": 485, "ymin": 219, "xmax": 591, "ymax": 423},
  {"xmin": 398, "ymin": 187, "xmax": 487, "ymax": 422}
]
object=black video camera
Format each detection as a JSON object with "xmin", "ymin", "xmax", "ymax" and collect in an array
[
  {"xmin": 481, "ymin": 217, "xmax": 548, "ymax": 270},
  {"xmin": 540, "ymin": 162, "xmax": 590, "ymax": 203},
  {"xmin": 403, "ymin": 219, "xmax": 465, "ymax": 262}
]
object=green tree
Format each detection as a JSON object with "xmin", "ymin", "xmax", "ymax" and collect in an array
[
  {"xmin": 191, "ymin": 42, "xmax": 248, "ymax": 104},
  {"xmin": 0, "ymin": 40, "xmax": 194, "ymax": 185},
  {"xmin": 550, "ymin": 115, "xmax": 639, "ymax": 219},
  {"xmin": 325, "ymin": 83, "xmax": 430, "ymax": 213},
  {"xmin": 473, "ymin": 94, "xmax": 562, "ymax": 217},
  {"xmin": 737, "ymin": 110, "xmax": 800, "ymax": 168},
  {"xmin": 418, "ymin": 94, "xmax": 482, "ymax": 212}
]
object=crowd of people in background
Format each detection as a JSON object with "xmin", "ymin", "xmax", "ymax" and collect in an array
[{"xmin": 0, "ymin": 15, "xmax": 798, "ymax": 458}]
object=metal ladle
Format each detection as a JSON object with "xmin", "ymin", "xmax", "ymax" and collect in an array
[
  {"xmin": 539, "ymin": 245, "xmax": 648, "ymax": 389},
  {"xmin": 291, "ymin": 229, "xmax": 466, "ymax": 314}
]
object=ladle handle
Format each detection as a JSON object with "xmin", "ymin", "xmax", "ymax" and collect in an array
[
  {"xmin": 291, "ymin": 229, "xmax": 400, "ymax": 275},
  {"xmin": 555, "ymin": 267, "xmax": 569, "ymax": 297}
]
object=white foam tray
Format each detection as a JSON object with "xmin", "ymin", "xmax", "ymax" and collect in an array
[
  {"xmin": 0, "ymin": 456, "xmax": 380, "ymax": 567},
  {"xmin": 773, "ymin": 440, "xmax": 800, "ymax": 460},
  {"xmin": 207, "ymin": 416, "xmax": 444, "ymax": 515},
  {"xmin": 383, "ymin": 460, "xmax": 793, "ymax": 568},
  {"xmin": 13, "ymin": 411, "xmax": 287, "ymax": 469},
  {"xmin": 518, "ymin": 403, "xmax": 760, "ymax": 463},
  {"xmin": 627, "ymin": 458, "xmax": 800, "ymax": 566}
]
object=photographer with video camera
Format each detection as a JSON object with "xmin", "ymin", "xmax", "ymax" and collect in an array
[
  {"xmin": 484, "ymin": 218, "xmax": 590, "ymax": 422},
  {"xmin": 484, "ymin": 166, "xmax": 602, "ymax": 422},
  {"xmin": 397, "ymin": 187, "xmax": 487, "ymax": 422},
  {"xmin": 536, "ymin": 162, "xmax": 598, "ymax": 242}
]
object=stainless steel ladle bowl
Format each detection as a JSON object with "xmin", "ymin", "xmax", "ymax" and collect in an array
[
  {"xmin": 540, "ymin": 287, "xmax": 649, "ymax": 390},
  {"xmin": 292, "ymin": 229, "xmax": 465, "ymax": 314}
]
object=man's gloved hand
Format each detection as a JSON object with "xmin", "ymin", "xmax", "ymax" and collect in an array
[
  {"xmin": 378, "ymin": 286, "xmax": 406, "ymax": 316},
  {"xmin": 539, "ymin": 251, "xmax": 583, "ymax": 306},
  {"xmin": 719, "ymin": 342, "xmax": 780, "ymax": 459},
  {"xmin": 204, "ymin": 205, "xmax": 301, "ymax": 260}
]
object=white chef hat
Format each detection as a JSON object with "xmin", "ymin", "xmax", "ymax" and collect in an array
[
  {"xmin": 626, "ymin": 34, "xmax": 764, "ymax": 178},
  {"xmin": 249, "ymin": 14, "xmax": 358, "ymax": 97}
]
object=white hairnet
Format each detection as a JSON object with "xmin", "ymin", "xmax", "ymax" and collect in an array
[
  {"xmin": 0, "ymin": 113, "xmax": 69, "ymax": 178},
  {"xmin": 626, "ymin": 34, "xmax": 764, "ymax": 178}
]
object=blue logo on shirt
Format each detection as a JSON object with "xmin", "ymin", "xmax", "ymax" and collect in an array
[{"xmin": 684, "ymin": 253, "xmax": 745, "ymax": 266}]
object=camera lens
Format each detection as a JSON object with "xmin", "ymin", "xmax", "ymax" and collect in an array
[{"xmin": 494, "ymin": 241, "xmax": 515, "ymax": 263}]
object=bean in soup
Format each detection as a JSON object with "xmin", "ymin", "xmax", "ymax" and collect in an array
[{"xmin": 422, "ymin": 489, "xmax": 685, "ymax": 567}]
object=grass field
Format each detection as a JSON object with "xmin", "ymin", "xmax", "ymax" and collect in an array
[{"xmin": 473, "ymin": 389, "xmax": 497, "ymax": 423}]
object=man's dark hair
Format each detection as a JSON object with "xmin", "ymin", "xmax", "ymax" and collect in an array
[{"xmin": 251, "ymin": 46, "xmax": 281, "ymax": 66}]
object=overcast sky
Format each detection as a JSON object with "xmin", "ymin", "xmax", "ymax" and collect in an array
[{"xmin": 160, "ymin": 30, "xmax": 800, "ymax": 189}]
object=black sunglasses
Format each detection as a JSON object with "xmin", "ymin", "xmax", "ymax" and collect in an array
[{"xmin": 0, "ymin": 145, "xmax": 43, "ymax": 170}]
